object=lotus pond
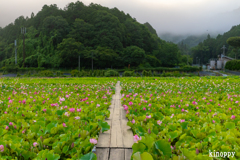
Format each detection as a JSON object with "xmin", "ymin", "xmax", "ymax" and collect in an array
[
  {"xmin": 0, "ymin": 77, "xmax": 117, "ymax": 160},
  {"xmin": 121, "ymin": 76, "xmax": 240, "ymax": 160}
]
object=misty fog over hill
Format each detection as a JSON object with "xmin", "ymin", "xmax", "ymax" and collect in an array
[{"xmin": 158, "ymin": 6, "xmax": 240, "ymax": 46}]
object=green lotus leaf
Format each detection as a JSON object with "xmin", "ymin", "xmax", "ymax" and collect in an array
[
  {"xmin": 225, "ymin": 122, "xmax": 235, "ymax": 129},
  {"xmin": 80, "ymin": 152, "xmax": 97, "ymax": 160},
  {"xmin": 132, "ymin": 152, "xmax": 153, "ymax": 160},
  {"xmin": 154, "ymin": 140, "xmax": 172, "ymax": 158},
  {"xmin": 132, "ymin": 142, "xmax": 147, "ymax": 154},
  {"xmin": 98, "ymin": 121, "xmax": 110, "ymax": 133}
]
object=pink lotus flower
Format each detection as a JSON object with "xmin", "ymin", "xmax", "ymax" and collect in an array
[
  {"xmin": 181, "ymin": 109, "xmax": 185, "ymax": 112},
  {"xmin": 66, "ymin": 95, "xmax": 69, "ymax": 98},
  {"xmin": 62, "ymin": 123, "xmax": 67, "ymax": 127},
  {"xmin": 157, "ymin": 120, "xmax": 162, "ymax": 125},
  {"xmin": 33, "ymin": 142, "xmax": 38, "ymax": 147},
  {"xmin": 126, "ymin": 110, "xmax": 129, "ymax": 114},
  {"xmin": 0, "ymin": 145, "xmax": 4, "ymax": 152},
  {"xmin": 212, "ymin": 120, "xmax": 215, "ymax": 123},
  {"xmin": 9, "ymin": 100, "xmax": 13, "ymax": 103},
  {"xmin": 148, "ymin": 104, "xmax": 151, "ymax": 107},
  {"xmin": 196, "ymin": 107, "xmax": 199, "ymax": 109},
  {"xmin": 90, "ymin": 138, "xmax": 97, "ymax": 144},
  {"xmin": 9, "ymin": 122, "xmax": 13, "ymax": 126},
  {"xmin": 64, "ymin": 106, "xmax": 68, "ymax": 109},
  {"xmin": 96, "ymin": 104, "xmax": 100, "ymax": 107},
  {"xmin": 231, "ymin": 115, "xmax": 236, "ymax": 119},
  {"xmin": 124, "ymin": 106, "xmax": 128, "ymax": 111},
  {"xmin": 69, "ymin": 108, "xmax": 75, "ymax": 112},
  {"xmin": 77, "ymin": 108, "xmax": 81, "ymax": 112},
  {"xmin": 186, "ymin": 104, "xmax": 189, "ymax": 107},
  {"xmin": 22, "ymin": 129, "xmax": 26, "ymax": 134},
  {"xmin": 64, "ymin": 112, "xmax": 70, "ymax": 117},
  {"xmin": 75, "ymin": 116, "xmax": 80, "ymax": 120},
  {"xmin": 5, "ymin": 126, "xmax": 9, "ymax": 130},
  {"xmin": 43, "ymin": 109, "xmax": 47, "ymax": 112},
  {"xmin": 22, "ymin": 100, "xmax": 26, "ymax": 104},
  {"xmin": 192, "ymin": 101, "xmax": 197, "ymax": 105},
  {"xmin": 143, "ymin": 107, "xmax": 146, "ymax": 111},
  {"xmin": 133, "ymin": 135, "xmax": 142, "ymax": 143},
  {"xmin": 229, "ymin": 108, "xmax": 232, "ymax": 111},
  {"xmin": 4, "ymin": 112, "xmax": 7, "ymax": 114},
  {"xmin": 170, "ymin": 114, "xmax": 174, "ymax": 118},
  {"xmin": 131, "ymin": 119, "xmax": 135, "ymax": 124},
  {"xmin": 180, "ymin": 119, "xmax": 185, "ymax": 123},
  {"xmin": 146, "ymin": 115, "xmax": 151, "ymax": 119},
  {"xmin": 126, "ymin": 95, "xmax": 130, "ymax": 98},
  {"xmin": 236, "ymin": 101, "xmax": 239, "ymax": 103},
  {"xmin": 129, "ymin": 102, "xmax": 133, "ymax": 105},
  {"xmin": 59, "ymin": 97, "xmax": 65, "ymax": 102}
]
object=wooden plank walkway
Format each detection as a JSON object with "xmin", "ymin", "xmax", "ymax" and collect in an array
[{"xmin": 96, "ymin": 81, "xmax": 134, "ymax": 160}]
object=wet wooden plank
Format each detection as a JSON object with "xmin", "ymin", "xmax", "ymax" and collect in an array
[
  {"xmin": 121, "ymin": 119, "xmax": 134, "ymax": 148},
  {"xmin": 125, "ymin": 149, "xmax": 133, "ymax": 160},
  {"xmin": 96, "ymin": 148, "xmax": 109, "ymax": 160},
  {"xmin": 109, "ymin": 149, "xmax": 125, "ymax": 160}
]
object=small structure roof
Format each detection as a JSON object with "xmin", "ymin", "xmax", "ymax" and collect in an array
[{"xmin": 222, "ymin": 55, "xmax": 234, "ymax": 60}]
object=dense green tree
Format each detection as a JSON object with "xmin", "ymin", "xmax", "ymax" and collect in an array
[
  {"xmin": 57, "ymin": 38, "xmax": 84, "ymax": 68},
  {"xmin": 0, "ymin": 1, "xmax": 183, "ymax": 69},
  {"xmin": 121, "ymin": 46, "xmax": 146, "ymax": 67}
]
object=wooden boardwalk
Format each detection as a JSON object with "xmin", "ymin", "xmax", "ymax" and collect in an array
[{"xmin": 96, "ymin": 81, "xmax": 134, "ymax": 160}]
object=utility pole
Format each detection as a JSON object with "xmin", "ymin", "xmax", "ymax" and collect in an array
[
  {"xmin": 92, "ymin": 51, "xmax": 93, "ymax": 71},
  {"xmin": 14, "ymin": 40, "xmax": 17, "ymax": 65},
  {"xmin": 78, "ymin": 55, "xmax": 80, "ymax": 71},
  {"xmin": 21, "ymin": 27, "xmax": 26, "ymax": 67}
]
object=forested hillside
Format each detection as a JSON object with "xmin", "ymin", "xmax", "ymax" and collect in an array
[
  {"xmin": 0, "ymin": 1, "xmax": 186, "ymax": 69},
  {"xmin": 191, "ymin": 25, "xmax": 240, "ymax": 64}
]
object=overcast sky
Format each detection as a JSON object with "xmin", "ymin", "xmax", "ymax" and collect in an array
[{"xmin": 1, "ymin": 0, "xmax": 240, "ymax": 35}]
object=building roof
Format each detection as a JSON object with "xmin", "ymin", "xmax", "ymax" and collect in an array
[{"xmin": 222, "ymin": 55, "xmax": 234, "ymax": 60}]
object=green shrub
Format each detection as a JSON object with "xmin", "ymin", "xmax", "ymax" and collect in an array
[
  {"xmin": 40, "ymin": 70, "xmax": 54, "ymax": 77},
  {"xmin": 123, "ymin": 71, "xmax": 135, "ymax": 77},
  {"xmin": 71, "ymin": 70, "xmax": 80, "ymax": 77},
  {"xmin": 225, "ymin": 60, "xmax": 240, "ymax": 70},
  {"xmin": 104, "ymin": 70, "xmax": 119, "ymax": 77},
  {"xmin": 142, "ymin": 70, "xmax": 148, "ymax": 77},
  {"xmin": 136, "ymin": 72, "xmax": 141, "ymax": 77},
  {"xmin": 5, "ymin": 64, "xmax": 19, "ymax": 73}
]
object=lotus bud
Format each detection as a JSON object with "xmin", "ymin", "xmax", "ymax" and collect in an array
[
  {"xmin": 196, "ymin": 148, "xmax": 199, "ymax": 155},
  {"xmin": 148, "ymin": 129, "xmax": 151, "ymax": 134},
  {"xmin": 85, "ymin": 122, "xmax": 87, "ymax": 125},
  {"xmin": 78, "ymin": 134, "xmax": 81, "ymax": 138},
  {"xmin": 168, "ymin": 138, "xmax": 171, "ymax": 142},
  {"xmin": 71, "ymin": 143, "xmax": 74, "ymax": 148}
]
